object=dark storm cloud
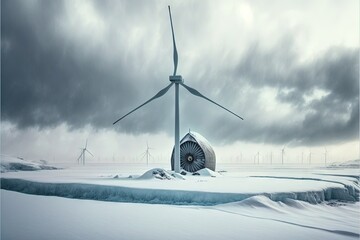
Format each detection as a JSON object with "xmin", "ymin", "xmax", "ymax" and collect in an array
[
  {"xmin": 1, "ymin": 0, "xmax": 174, "ymax": 134},
  {"xmin": 1, "ymin": 0, "xmax": 358, "ymax": 146},
  {"xmin": 212, "ymin": 42, "xmax": 359, "ymax": 145}
]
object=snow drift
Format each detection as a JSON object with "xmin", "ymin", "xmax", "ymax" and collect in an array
[
  {"xmin": 136, "ymin": 168, "xmax": 185, "ymax": 180},
  {"xmin": 2, "ymin": 189, "xmax": 359, "ymax": 240},
  {"xmin": 329, "ymin": 159, "xmax": 360, "ymax": 168},
  {"xmin": 1, "ymin": 155, "xmax": 58, "ymax": 173}
]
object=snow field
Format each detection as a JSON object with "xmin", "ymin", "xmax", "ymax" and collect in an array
[
  {"xmin": 1, "ymin": 156, "xmax": 359, "ymax": 240},
  {"xmin": 1, "ymin": 190, "xmax": 359, "ymax": 240}
]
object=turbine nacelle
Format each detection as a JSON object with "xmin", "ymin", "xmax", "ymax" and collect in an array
[{"xmin": 169, "ymin": 75, "xmax": 183, "ymax": 83}]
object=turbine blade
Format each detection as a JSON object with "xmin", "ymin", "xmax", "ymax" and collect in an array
[
  {"xmin": 85, "ymin": 139, "xmax": 88, "ymax": 149},
  {"xmin": 140, "ymin": 152, "xmax": 147, "ymax": 159},
  {"xmin": 180, "ymin": 83, "xmax": 244, "ymax": 120},
  {"xmin": 77, "ymin": 151, "xmax": 84, "ymax": 161},
  {"xmin": 113, "ymin": 83, "xmax": 174, "ymax": 125},
  {"xmin": 86, "ymin": 149, "xmax": 94, "ymax": 157},
  {"xmin": 168, "ymin": 5, "xmax": 178, "ymax": 76}
]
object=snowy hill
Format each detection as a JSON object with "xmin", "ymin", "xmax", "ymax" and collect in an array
[
  {"xmin": 1, "ymin": 155, "xmax": 58, "ymax": 173},
  {"xmin": 328, "ymin": 159, "xmax": 360, "ymax": 168}
]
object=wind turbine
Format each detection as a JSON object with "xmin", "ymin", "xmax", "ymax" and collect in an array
[
  {"xmin": 77, "ymin": 139, "xmax": 94, "ymax": 165},
  {"xmin": 113, "ymin": 6, "xmax": 243, "ymax": 173},
  {"xmin": 324, "ymin": 147, "xmax": 328, "ymax": 166},
  {"xmin": 281, "ymin": 146, "xmax": 285, "ymax": 164},
  {"xmin": 140, "ymin": 142, "xmax": 154, "ymax": 166},
  {"xmin": 301, "ymin": 151, "xmax": 304, "ymax": 164},
  {"xmin": 253, "ymin": 152, "xmax": 259, "ymax": 164}
]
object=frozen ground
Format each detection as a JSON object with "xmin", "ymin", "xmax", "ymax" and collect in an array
[{"xmin": 1, "ymin": 156, "xmax": 359, "ymax": 239}]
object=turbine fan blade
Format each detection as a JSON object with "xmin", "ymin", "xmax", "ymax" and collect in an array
[
  {"xmin": 113, "ymin": 83, "xmax": 174, "ymax": 125},
  {"xmin": 168, "ymin": 5, "xmax": 178, "ymax": 76},
  {"xmin": 86, "ymin": 149, "xmax": 94, "ymax": 157},
  {"xmin": 85, "ymin": 139, "xmax": 88, "ymax": 149},
  {"xmin": 180, "ymin": 83, "xmax": 244, "ymax": 120}
]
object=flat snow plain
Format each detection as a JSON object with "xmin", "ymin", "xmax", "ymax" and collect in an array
[{"xmin": 1, "ymin": 157, "xmax": 359, "ymax": 240}]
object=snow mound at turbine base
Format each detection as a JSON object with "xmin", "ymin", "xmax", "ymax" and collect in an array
[{"xmin": 136, "ymin": 168, "xmax": 185, "ymax": 180}]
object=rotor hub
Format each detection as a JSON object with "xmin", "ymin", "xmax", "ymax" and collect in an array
[
  {"xmin": 179, "ymin": 141, "xmax": 206, "ymax": 172},
  {"xmin": 185, "ymin": 154, "xmax": 194, "ymax": 162}
]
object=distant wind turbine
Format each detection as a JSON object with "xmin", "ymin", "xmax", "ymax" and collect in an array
[
  {"xmin": 253, "ymin": 152, "xmax": 260, "ymax": 164},
  {"xmin": 281, "ymin": 146, "xmax": 285, "ymax": 164},
  {"xmin": 324, "ymin": 147, "xmax": 328, "ymax": 166},
  {"xmin": 113, "ymin": 6, "xmax": 243, "ymax": 173},
  {"xmin": 140, "ymin": 142, "xmax": 154, "ymax": 166},
  {"xmin": 77, "ymin": 139, "xmax": 94, "ymax": 165},
  {"xmin": 301, "ymin": 151, "xmax": 304, "ymax": 164}
]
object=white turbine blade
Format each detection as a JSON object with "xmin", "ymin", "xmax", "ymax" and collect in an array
[
  {"xmin": 168, "ymin": 5, "xmax": 178, "ymax": 76},
  {"xmin": 86, "ymin": 149, "xmax": 94, "ymax": 157},
  {"xmin": 113, "ymin": 83, "xmax": 174, "ymax": 125},
  {"xmin": 180, "ymin": 83, "xmax": 244, "ymax": 120},
  {"xmin": 85, "ymin": 139, "xmax": 88, "ymax": 149}
]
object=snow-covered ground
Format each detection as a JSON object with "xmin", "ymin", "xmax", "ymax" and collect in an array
[{"xmin": 1, "ymin": 156, "xmax": 359, "ymax": 239}]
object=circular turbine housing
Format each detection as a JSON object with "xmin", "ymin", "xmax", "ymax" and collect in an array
[{"xmin": 171, "ymin": 132, "xmax": 216, "ymax": 172}]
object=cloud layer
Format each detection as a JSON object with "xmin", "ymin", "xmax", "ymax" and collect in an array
[{"xmin": 2, "ymin": 0, "xmax": 358, "ymax": 146}]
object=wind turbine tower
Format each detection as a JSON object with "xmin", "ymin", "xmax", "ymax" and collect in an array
[
  {"xmin": 77, "ymin": 139, "xmax": 94, "ymax": 165},
  {"xmin": 301, "ymin": 151, "xmax": 304, "ymax": 164},
  {"xmin": 254, "ymin": 152, "xmax": 260, "ymax": 164},
  {"xmin": 113, "ymin": 6, "xmax": 243, "ymax": 173},
  {"xmin": 324, "ymin": 147, "xmax": 328, "ymax": 166}
]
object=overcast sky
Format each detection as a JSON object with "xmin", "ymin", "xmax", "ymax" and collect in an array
[{"xmin": 1, "ymin": 0, "xmax": 359, "ymax": 164}]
